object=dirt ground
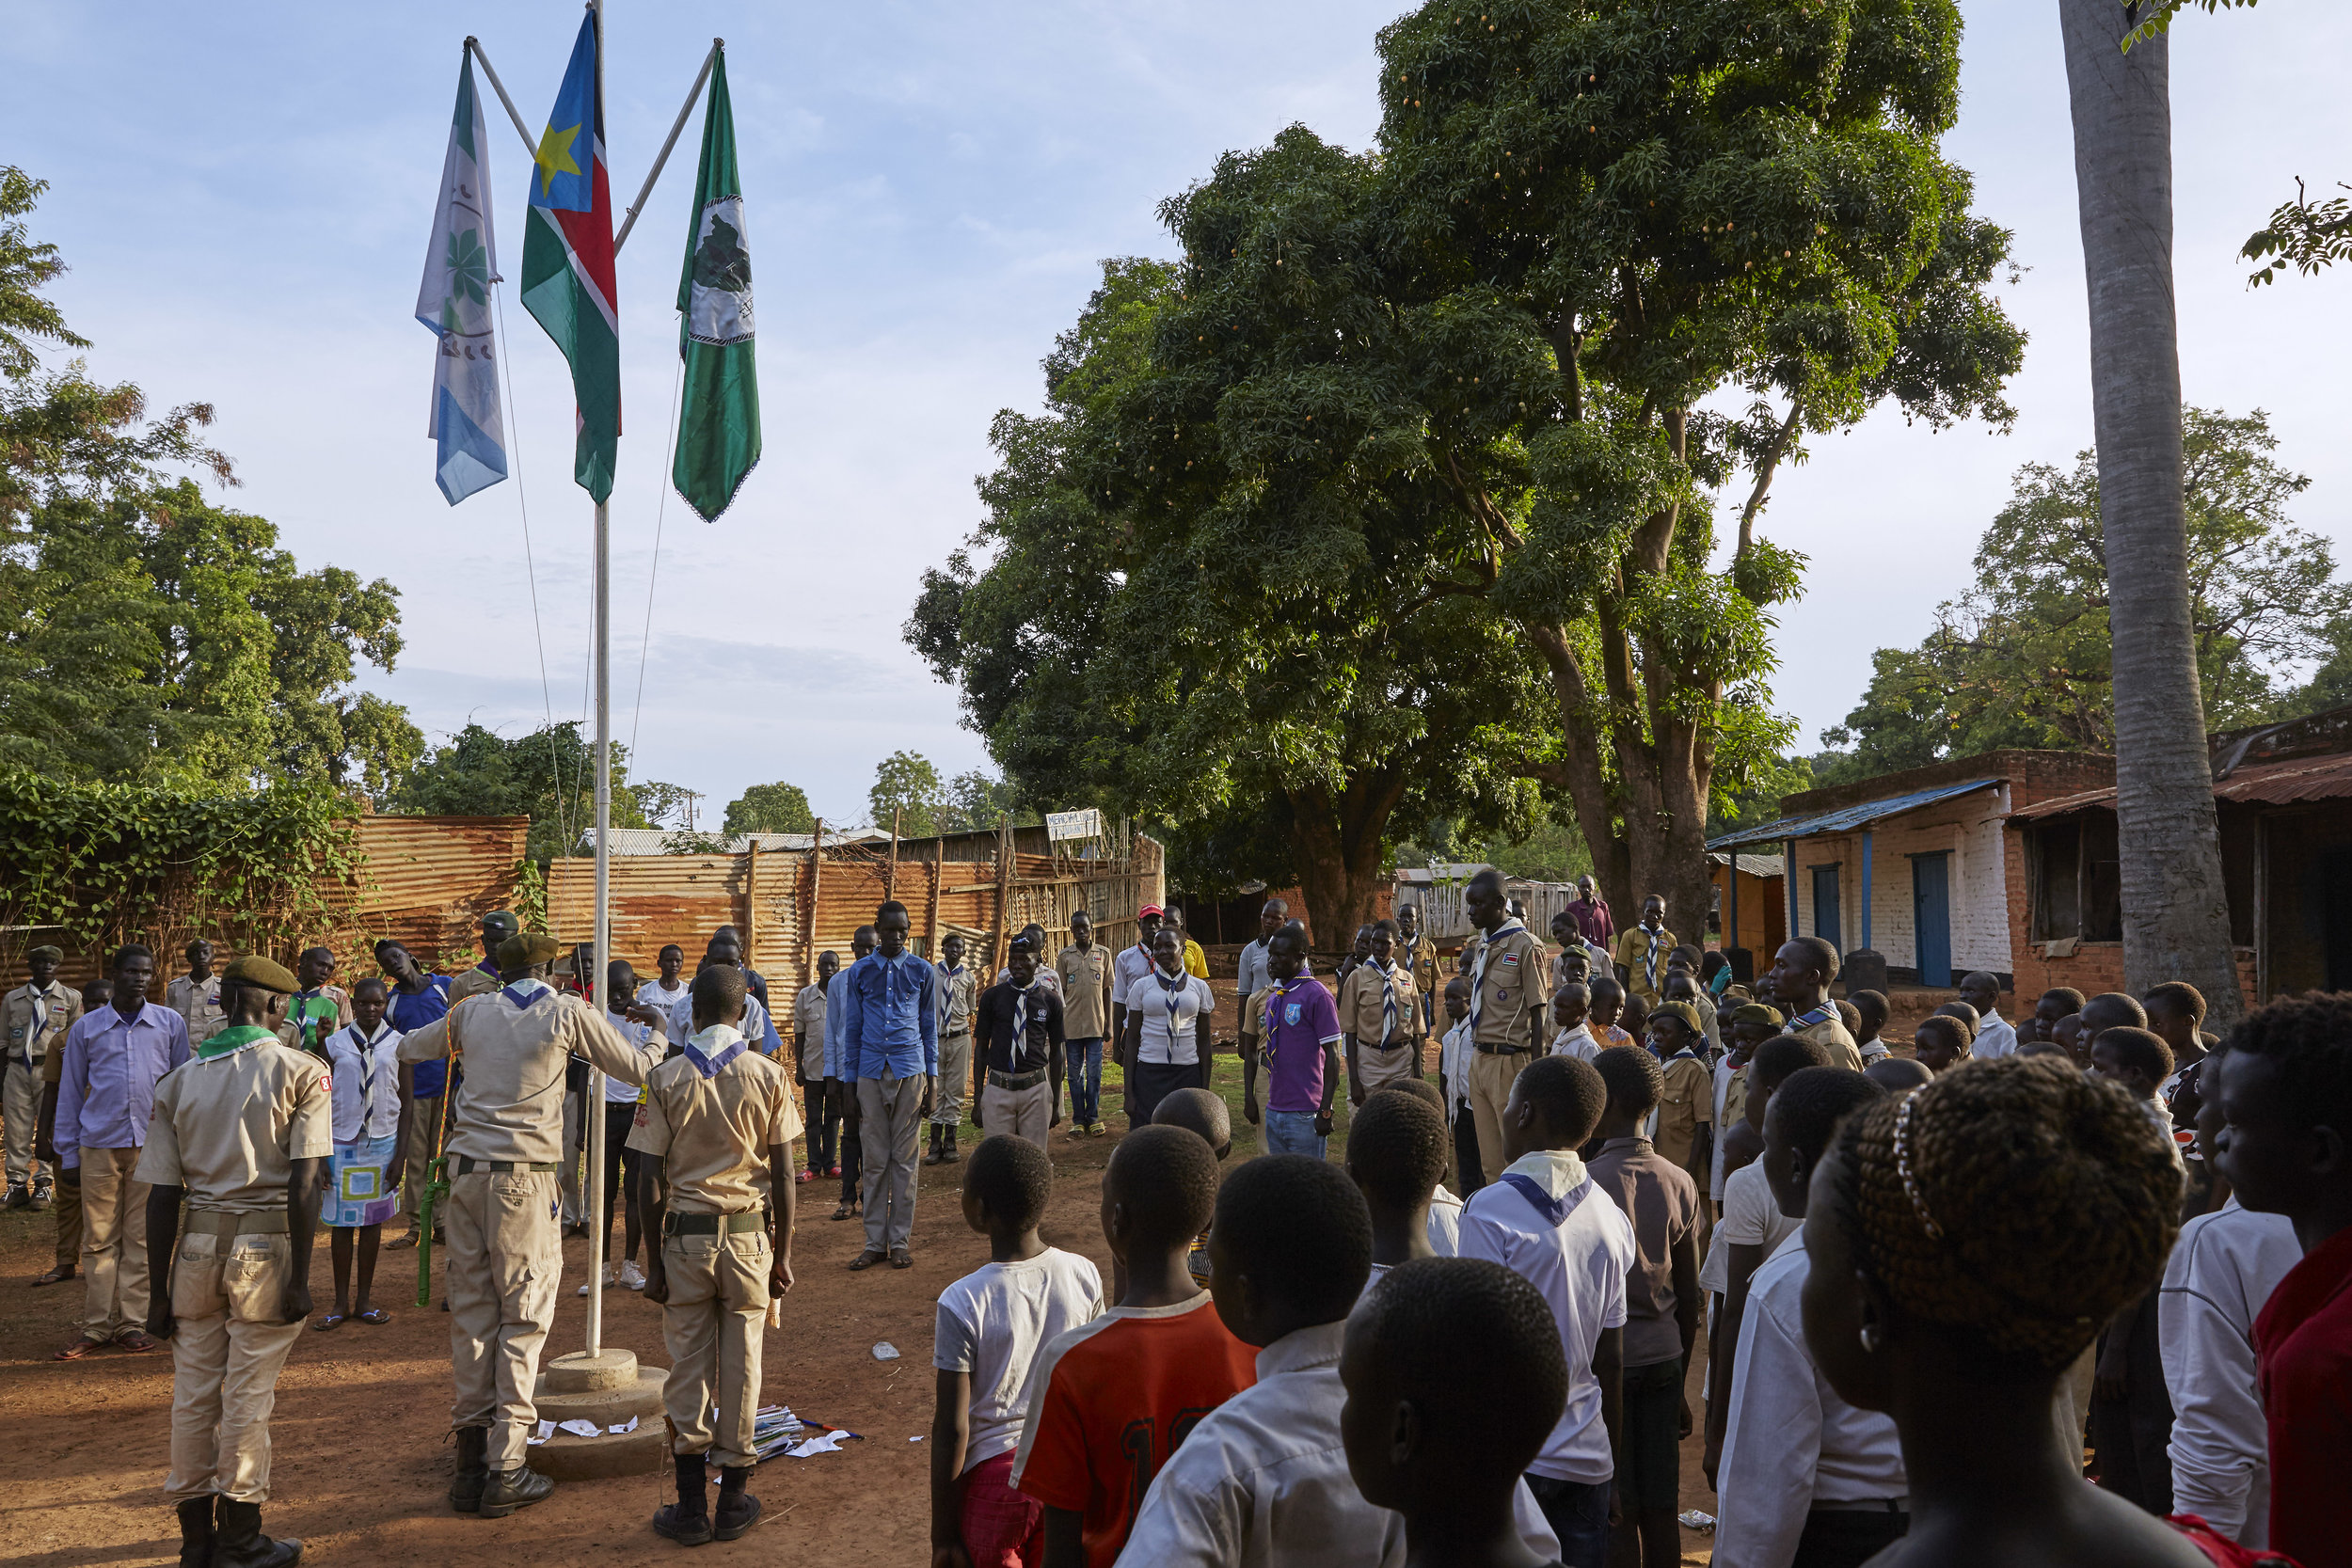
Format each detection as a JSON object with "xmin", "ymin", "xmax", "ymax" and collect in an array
[{"xmin": 0, "ymin": 966, "xmax": 1973, "ymax": 1567}]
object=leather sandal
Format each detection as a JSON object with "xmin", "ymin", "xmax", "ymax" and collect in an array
[
  {"xmin": 31, "ymin": 1264, "xmax": 74, "ymax": 1287},
  {"xmin": 848, "ymin": 1249, "xmax": 886, "ymax": 1271}
]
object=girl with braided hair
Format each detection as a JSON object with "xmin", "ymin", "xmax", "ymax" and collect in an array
[{"xmin": 1801, "ymin": 1055, "xmax": 2200, "ymax": 1568}]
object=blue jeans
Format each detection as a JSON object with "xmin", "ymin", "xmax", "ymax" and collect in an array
[
  {"xmin": 1067, "ymin": 1037, "xmax": 1103, "ymax": 1125},
  {"xmin": 1263, "ymin": 1110, "xmax": 1327, "ymax": 1160},
  {"xmin": 1524, "ymin": 1475, "xmax": 1610, "ymax": 1568}
]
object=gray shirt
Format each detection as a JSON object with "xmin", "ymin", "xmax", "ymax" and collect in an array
[{"xmin": 1237, "ymin": 939, "xmax": 1272, "ymax": 1006}]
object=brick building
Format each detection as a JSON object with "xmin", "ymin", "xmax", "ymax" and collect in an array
[{"xmin": 1706, "ymin": 752, "xmax": 2118, "ymax": 988}]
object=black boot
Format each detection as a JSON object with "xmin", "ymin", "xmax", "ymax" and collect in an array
[
  {"xmin": 176, "ymin": 1496, "xmax": 216, "ymax": 1568},
  {"xmin": 212, "ymin": 1500, "xmax": 300, "ymax": 1568},
  {"xmin": 712, "ymin": 1465, "xmax": 762, "ymax": 1541},
  {"xmin": 940, "ymin": 1125, "xmax": 960, "ymax": 1164},
  {"xmin": 921, "ymin": 1123, "xmax": 943, "ymax": 1165},
  {"xmin": 449, "ymin": 1426, "xmax": 488, "ymax": 1513},
  {"xmin": 652, "ymin": 1454, "xmax": 711, "ymax": 1545},
  {"xmin": 478, "ymin": 1462, "xmax": 554, "ymax": 1519}
]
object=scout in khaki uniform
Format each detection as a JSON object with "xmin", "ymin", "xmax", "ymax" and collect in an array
[
  {"xmin": 138, "ymin": 955, "xmax": 328, "ymax": 1568},
  {"xmin": 1396, "ymin": 903, "xmax": 1440, "ymax": 1031},
  {"xmin": 1613, "ymin": 896, "xmax": 1677, "ymax": 1009},
  {"xmin": 166, "ymin": 940, "xmax": 230, "ymax": 1049},
  {"xmin": 1055, "ymin": 911, "xmax": 1116, "ymax": 1137},
  {"xmin": 632, "ymin": 965, "xmax": 800, "ymax": 1545},
  {"xmin": 445, "ymin": 911, "xmax": 522, "ymax": 1005},
  {"xmin": 395, "ymin": 931, "xmax": 660, "ymax": 1518},
  {"xmin": 927, "ymin": 933, "xmax": 978, "ymax": 1166},
  {"xmin": 1644, "ymin": 1000, "xmax": 1714, "ymax": 1182},
  {"xmin": 5, "ymin": 943, "xmax": 79, "ymax": 1209},
  {"xmin": 1339, "ymin": 919, "xmax": 1423, "ymax": 1102},
  {"xmin": 1763, "ymin": 936, "xmax": 1863, "ymax": 1072},
  {"xmin": 1460, "ymin": 868, "xmax": 1548, "ymax": 1185}
]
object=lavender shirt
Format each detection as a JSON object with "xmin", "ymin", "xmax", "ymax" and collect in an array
[{"xmin": 55, "ymin": 999, "xmax": 191, "ymax": 1166}]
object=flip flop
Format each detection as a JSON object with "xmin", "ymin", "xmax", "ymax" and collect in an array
[
  {"xmin": 114, "ymin": 1329, "xmax": 160, "ymax": 1353},
  {"xmin": 31, "ymin": 1266, "xmax": 74, "ymax": 1288},
  {"xmin": 356, "ymin": 1307, "xmax": 391, "ymax": 1325},
  {"xmin": 311, "ymin": 1314, "xmax": 346, "ymax": 1332},
  {"xmin": 51, "ymin": 1338, "xmax": 103, "ymax": 1360}
]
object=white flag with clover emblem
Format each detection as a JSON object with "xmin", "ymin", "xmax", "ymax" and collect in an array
[{"xmin": 415, "ymin": 51, "xmax": 508, "ymax": 506}]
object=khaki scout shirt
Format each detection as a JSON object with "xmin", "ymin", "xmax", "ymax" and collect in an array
[
  {"xmin": 1788, "ymin": 1009, "xmax": 1865, "ymax": 1073},
  {"xmin": 1402, "ymin": 931, "xmax": 1440, "ymax": 1006},
  {"xmin": 628, "ymin": 1026, "xmax": 803, "ymax": 1214},
  {"xmin": 396, "ymin": 980, "xmax": 659, "ymax": 1165},
  {"xmin": 1655, "ymin": 1051, "xmax": 1713, "ymax": 1171},
  {"xmin": 4, "ymin": 979, "xmax": 78, "ymax": 1065},
  {"xmin": 447, "ymin": 962, "xmax": 502, "ymax": 1004},
  {"xmin": 1337, "ymin": 962, "xmax": 1421, "ymax": 1046},
  {"xmin": 1238, "ymin": 984, "xmax": 1274, "ymax": 1053},
  {"xmin": 935, "ymin": 963, "xmax": 978, "ymax": 1037},
  {"xmin": 1614, "ymin": 925, "xmax": 1678, "ymax": 1006},
  {"xmin": 1469, "ymin": 924, "xmax": 1548, "ymax": 1051},
  {"xmin": 166, "ymin": 973, "xmax": 229, "ymax": 1046},
  {"xmin": 135, "ymin": 1031, "xmax": 333, "ymax": 1214},
  {"xmin": 1056, "ymin": 943, "xmax": 1116, "ymax": 1040}
]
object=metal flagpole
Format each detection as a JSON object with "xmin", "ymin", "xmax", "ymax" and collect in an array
[
  {"xmin": 584, "ymin": 0, "xmax": 611, "ymax": 1365},
  {"xmin": 613, "ymin": 41, "xmax": 718, "ymax": 253}
]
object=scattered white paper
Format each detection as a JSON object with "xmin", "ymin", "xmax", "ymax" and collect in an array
[
  {"xmin": 526, "ymin": 1433, "xmax": 547, "ymax": 1448},
  {"xmin": 535, "ymin": 1420, "xmax": 554, "ymax": 1441},
  {"xmin": 872, "ymin": 1341, "xmax": 900, "ymax": 1361},
  {"xmin": 609, "ymin": 1416, "xmax": 639, "ymax": 1435},
  {"xmin": 910, "ymin": 1435, "xmax": 925, "ymax": 1443},
  {"xmin": 787, "ymin": 1432, "xmax": 849, "ymax": 1458},
  {"xmin": 558, "ymin": 1419, "xmax": 601, "ymax": 1438},
  {"xmin": 1677, "ymin": 1511, "xmax": 1716, "ymax": 1532}
]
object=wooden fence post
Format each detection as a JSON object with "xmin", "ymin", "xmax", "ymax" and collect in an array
[
  {"xmin": 805, "ymin": 820, "xmax": 824, "ymax": 971},
  {"xmin": 744, "ymin": 839, "xmax": 760, "ymax": 971},
  {"xmin": 886, "ymin": 806, "xmax": 901, "ymax": 905},
  {"xmin": 926, "ymin": 845, "xmax": 943, "ymax": 957},
  {"xmin": 993, "ymin": 813, "xmax": 1013, "ymax": 973}
]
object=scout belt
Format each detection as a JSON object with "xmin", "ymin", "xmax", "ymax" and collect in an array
[
  {"xmin": 1474, "ymin": 1041, "xmax": 1531, "ymax": 1055},
  {"xmin": 454, "ymin": 1158, "xmax": 561, "ymax": 1175},
  {"xmin": 184, "ymin": 1209, "xmax": 290, "ymax": 1237},
  {"xmin": 987, "ymin": 1067, "xmax": 1048, "ymax": 1091},
  {"xmin": 664, "ymin": 1211, "xmax": 767, "ymax": 1236}
]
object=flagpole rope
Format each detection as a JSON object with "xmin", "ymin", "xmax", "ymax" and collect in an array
[
  {"xmin": 490, "ymin": 278, "xmax": 575, "ymax": 860},
  {"xmin": 629, "ymin": 342, "xmax": 685, "ymax": 765}
]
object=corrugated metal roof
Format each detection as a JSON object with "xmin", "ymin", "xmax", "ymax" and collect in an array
[
  {"xmin": 1707, "ymin": 778, "xmax": 2000, "ymax": 850},
  {"xmin": 2010, "ymin": 753, "xmax": 2352, "ymax": 822},
  {"xmin": 1708, "ymin": 851, "xmax": 1785, "ymax": 879}
]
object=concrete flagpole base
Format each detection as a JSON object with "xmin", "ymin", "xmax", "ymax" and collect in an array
[{"xmin": 528, "ymin": 1348, "xmax": 669, "ymax": 1480}]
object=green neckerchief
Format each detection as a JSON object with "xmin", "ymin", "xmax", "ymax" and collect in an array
[{"xmin": 198, "ymin": 1024, "xmax": 275, "ymax": 1061}]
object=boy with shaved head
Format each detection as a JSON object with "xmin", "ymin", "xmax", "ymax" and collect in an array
[{"xmin": 1764, "ymin": 938, "xmax": 1861, "ymax": 1071}]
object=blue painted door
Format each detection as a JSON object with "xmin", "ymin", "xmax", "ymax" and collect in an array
[
  {"xmin": 1912, "ymin": 852, "xmax": 1951, "ymax": 988},
  {"xmin": 1811, "ymin": 866, "xmax": 1842, "ymax": 954}
]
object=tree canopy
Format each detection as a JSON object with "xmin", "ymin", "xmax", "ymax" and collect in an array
[
  {"xmin": 388, "ymin": 721, "xmax": 664, "ymax": 863},
  {"xmin": 1817, "ymin": 406, "xmax": 2347, "ymax": 779},
  {"xmin": 723, "ymin": 779, "xmax": 815, "ymax": 836},
  {"xmin": 0, "ymin": 166, "xmax": 421, "ymax": 797}
]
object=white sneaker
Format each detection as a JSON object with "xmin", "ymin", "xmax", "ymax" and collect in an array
[
  {"xmin": 619, "ymin": 1260, "xmax": 647, "ymax": 1291},
  {"xmin": 576, "ymin": 1262, "xmax": 616, "ymax": 1297}
]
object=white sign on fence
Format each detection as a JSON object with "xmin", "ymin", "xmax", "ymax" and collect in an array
[{"xmin": 1046, "ymin": 808, "xmax": 1104, "ymax": 842}]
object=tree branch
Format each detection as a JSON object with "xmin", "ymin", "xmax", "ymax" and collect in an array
[{"xmin": 1736, "ymin": 399, "xmax": 1804, "ymax": 561}]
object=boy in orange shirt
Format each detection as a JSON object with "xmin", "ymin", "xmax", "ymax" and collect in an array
[{"xmin": 1014, "ymin": 1123, "xmax": 1255, "ymax": 1567}]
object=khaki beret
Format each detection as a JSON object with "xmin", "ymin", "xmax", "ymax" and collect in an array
[
  {"xmin": 1731, "ymin": 1002, "xmax": 1784, "ymax": 1028},
  {"xmin": 497, "ymin": 931, "xmax": 564, "ymax": 971},
  {"xmin": 1652, "ymin": 1001, "xmax": 1705, "ymax": 1038},
  {"xmin": 224, "ymin": 955, "xmax": 299, "ymax": 994},
  {"xmin": 27, "ymin": 944, "xmax": 62, "ymax": 962}
]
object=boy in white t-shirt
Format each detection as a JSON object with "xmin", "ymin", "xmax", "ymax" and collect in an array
[
  {"xmin": 636, "ymin": 943, "xmax": 691, "ymax": 1020},
  {"xmin": 931, "ymin": 1134, "xmax": 1104, "ymax": 1567},
  {"xmin": 1548, "ymin": 982, "xmax": 1599, "ymax": 1060}
]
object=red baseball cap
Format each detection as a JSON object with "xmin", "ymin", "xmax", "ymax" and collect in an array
[{"xmin": 1138, "ymin": 904, "xmax": 1165, "ymax": 918}]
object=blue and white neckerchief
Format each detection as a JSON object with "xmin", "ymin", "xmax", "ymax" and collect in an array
[
  {"xmin": 1263, "ymin": 976, "xmax": 1295, "ymax": 1062},
  {"xmin": 502, "ymin": 976, "xmax": 552, "ymax": 1009},
  {"xmin": 1373, "ymin": 958, "xmax": 1399, "ymax": 1043},
  {"xmin": 1009, "ymin": 978, "xmax": 1037, "ymax": 1068},
  {"xmin": 1468, "ymin": 919, "xmax": 1527, "ymax": 1036},
  {"xmin": 682, "ymin": 1023, "xmax": 749, "ymax": 1079},
  {"xmin": 27, "ymin": 985, "xmax": 47, "ymax": 1039},
  {"xmin": 1155, "ymin": 962, "xmax": 1189, "ymax": 1042},
  {"xmin": 1787, "ymin": 1002, "xmax": 1836, "ymax": 1033},
  {"xmin": 347, "ymin": 1022, "xmax": 397, "ymax": 1113},
  {"xmin": 1640, "ymin": 926, "xmax": 1665, "ymax": 990}
]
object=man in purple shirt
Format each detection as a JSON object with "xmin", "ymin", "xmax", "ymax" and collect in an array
[
  {"xmin": 1565, "ymin": 875, "xmax": 1614, "ymax": 950},
  {"xmin": 1242, "ymin": 923, "xmax": 1343, "ymax": 1160},
  {"xmin": 53, "ymin": 942, "xmax": 190, "ymax": 1357}
]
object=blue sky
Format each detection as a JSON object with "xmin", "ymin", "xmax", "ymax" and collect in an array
[{"xmin": 6, "ymin": 2, "xmax": 2348, "ymax": 828}]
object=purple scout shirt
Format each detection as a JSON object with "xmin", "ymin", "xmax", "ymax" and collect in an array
[
  {"xmin": 1261, "ymin": 976, "xmax": 1342, "ymax": 1115},
  {"xmin": 55, "ymin": 998, "xmax": 192, "ymax": 1166}
]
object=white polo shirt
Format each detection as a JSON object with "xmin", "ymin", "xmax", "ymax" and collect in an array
[
  {"xmin": 1122, "ymin": 1318, "xmax": 1563, "ymax": 1568},
  {"xmin": 1970, "ymin": 1010, "xmax": 2019, "ymax": 1060},
  {"xmin": 1713, "ymin": 1238, "xmax": 1907, "ymax": 1568},
  {"xmin": 2159, "ymin": 1197, "xmax": 2302, "ymax": 1547},
  {"xmin": 1456, "ymin": 1149, "xmax": 1636, "ymax": 1483},
  {"xmin": 1126, "ymin": 971, "xmax": 1215, "ymax": 1067}
]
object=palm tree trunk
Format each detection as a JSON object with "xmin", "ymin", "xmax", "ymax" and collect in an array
[{"xmin": 2060, "ymin": 0, "xmax": 2243, "ymax": 1023}]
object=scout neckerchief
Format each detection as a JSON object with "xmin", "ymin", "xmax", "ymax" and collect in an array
[
  {"xmin": 1468, "ymin": 918, "xmax": 1527, "ymax": 1037},
  {"xmin": 1263, "ymin": 974, "xmax": 1301, "ymax": 1063},
  {"xmin": 198, "ymin": 1023, "xmax": 274, "ymax": 1061},
  {"xmin": 1009, "ymin": 974, "xmax": 1038, "ymax": 1070},
  {"xmin": 345, "ymin": 1020, "xmax": 397, "ymax": 1112},
  {"xmin": 1154, "ymin": 958, "xmax": 1189, "ymax": 1046},
  {"xmin": 1371, "ymin": 958, "xmax": 1399, "ymax": 1044},
  {"xmin": 1786, "ymin": 1001, "xmax": 1836, "ymax": 1033},
  {"xmin": 502, "ymin": 976, "xmax": 552, "ymax": 1008},
  {"xmin": 682, "ymin": 1023, "xmax": 748, "ymax": 1079},
  {"xmin": 26, "ymin": 983, "xmax": 47, "ymax": 1044},
  {"xmin": 1640, "ymin": 925, "xmax": 1665, "ymax": 992}
]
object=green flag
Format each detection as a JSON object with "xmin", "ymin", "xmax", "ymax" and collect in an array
[{"xmin": 673, "ymin": 48, "xmax": 759, "ymax": 522}]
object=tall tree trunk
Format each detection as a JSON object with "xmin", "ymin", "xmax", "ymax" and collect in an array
[
  {"xmin": 2061, "ymin": 0, "xmax": 2243, "ymax": 1024},
  {"xmin": 1288, "ymin": 779, "xmax": 1403, "ymax": 953}
]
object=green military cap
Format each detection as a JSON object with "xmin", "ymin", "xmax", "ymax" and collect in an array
[
  {"xmin": 482, "ymin": 910, "xmax": 521, "ymax": 940},
  {"xmin": 27, "ymin": 944, "xmax": 62, "ymax": 962},
  {"xmin": 224, "ymin": 955, "xmax": 299, "ymax": 994},
  {"xmin": 1732, "ymin": 1002, "xmax": 1784, "ymax": 1028},
  {"xmin": 497, "ymin": 931, "xmax": 564, "ymax": 971},
  {"xmin": 1652, "ymin": 1000, "xmax": 1705, "ymax": 1037}
]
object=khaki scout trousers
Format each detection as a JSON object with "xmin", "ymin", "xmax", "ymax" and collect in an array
[
  {"xmin": 931, "ymin": 1032, "xmax": 974, "ymax": 1125},
  {"xmin": 166, "ymin": 1230, "xmax": 304, "ymax": 1503},
  {"xmin": 978, "ymin": 1079, "xmax": 1051, "ymax": 1151},
  {"xmin": 78, "ymin": 1146, "xmax": 149, "ymax": 1341},
  {"xmin": 858, "ymin": 1074, "xmax": 924, "ymax": 1254},
  {"xmin": 1467, "ymin": 1051, "xmax": 1531, "ymax": 1191},
  {"xmin": 659, "ymin": 1227, "xmax": 771, "ymax": 1469},
  {"xmin": 1357, "ymin": 1040, "xmax": 1421, "ymax": 1096},
  {"xmin": 4, "ymin": 1056, "xmax": 45, "ymax": 1183},
  {"xmin": 443, "ymin": 1170, "xmax": 561, "ymax": 1469}
]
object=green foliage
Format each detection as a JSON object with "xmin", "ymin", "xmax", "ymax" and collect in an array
[
  {"xmin": 1818, "ymin": 406, "xmax": 2347, "ymax": 777},
  {"xmin": 1707, "ymin": 751, "xmax": 1818, "ymax": 835},
  {"xmin": 723, "ymin": 779, "xmax": 815, "ymax": 836},
  {"xmin": 388, "ymin": 721, "xmax": 652, "ymax": 863},
  {"xmin": 2122, "ymin": 0, "xmax": 2259, "ymax": 51},
  {"xmin": 0, "ymin": 167, "xmax": 87, "ymax": 379},
  {"xmin": 869, "ymin": 750, "xmax": 946, "ymax": 837},
  {"xmin": 0, "ymin": 766, "xmax": 362, "ymax": 965},
  {"xmin": 2243, "ymin": 178, "xmax": 2352, "ymax": 287}
]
